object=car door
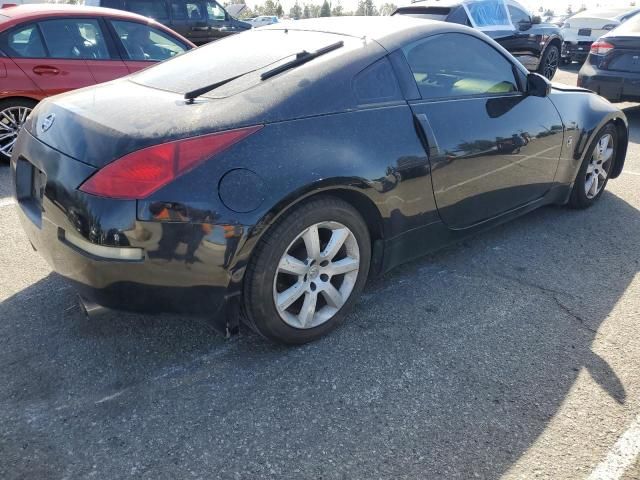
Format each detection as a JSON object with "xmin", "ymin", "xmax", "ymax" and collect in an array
[
  {"xmin": 504, "ymin": 2, "xmax": 541, "ymax": 62},
  {"xmin": 403, "ymin": 32, "xmax": 564, "ymax": 229},
  {"xmin": 78, "ymin": 17, "xmax": 129, "ymax": 84},
  {"xmin": 0, "ymin": 21, "xmax": 95, "ymax": 96},
  {"xmin": 107, "ymin": 19, "xmax": 190, "ymax": 73}
]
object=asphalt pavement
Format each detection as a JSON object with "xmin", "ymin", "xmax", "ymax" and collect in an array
[{"xmin": 1, "ymin": 65, "xmax": 640, "ymax": 479}]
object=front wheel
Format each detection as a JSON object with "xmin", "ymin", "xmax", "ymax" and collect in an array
[
  {"xmin": 0, "ymin": 98, "xmax": 37, "ymax": 162},
  {"xmin": 569, "ymin": 123, "xmax": 617, "ymax": 209},
  {"xmin": 244, "ymin": 196, "xmax": 371, "ymax": 344},
  {"xmin": 539, "ymin": 45, "xmax": 560, "ymax": 80}
]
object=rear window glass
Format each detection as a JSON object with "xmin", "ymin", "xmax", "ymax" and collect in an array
[
  {"xmin": 133, "ymin": 29, "xmax": 350, "ymax": 94},
  {"xmin": 609, "ymin": 15, "xmax": 640, "ymax": 34},
  {"xmin": 394, "ymin": 7, "xmax": 451, "ymax": 21}
]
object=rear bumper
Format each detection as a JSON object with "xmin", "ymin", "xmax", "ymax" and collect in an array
[
  {"xmin": 11, "ymin": 130, "xmax": 249, "ymax": 329},
  {"xmin": 578, "ymin": 63, "xmax": 640, "ymax": 102},
  {"xmin": 562, "ymin": 41, "xmax": 592, "ymax": 61}
]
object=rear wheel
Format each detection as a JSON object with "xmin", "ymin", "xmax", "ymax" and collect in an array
[
  {"xmin": 0, "ymin": 98, "xmax": 37, "ymax": 162},
  {"xmin": 244, "ymin": 196, "xmax": 371, "ymax": 344},
  {"xmin": 569, "ymin": 123, "xmax": 617, "ymax": 209},
  {"xmin": 539, "ymin": 44, "xmax": 560, "ymax": 80}
]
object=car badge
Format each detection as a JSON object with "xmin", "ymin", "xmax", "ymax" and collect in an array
[{"xmin": 40, "ymin": 113, "xmax": 55, "ymax": 133}]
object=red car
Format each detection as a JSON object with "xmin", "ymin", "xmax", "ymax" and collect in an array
[{"xmin": 0, "ymin": 4, "xmax": 195, "ymax": 161}]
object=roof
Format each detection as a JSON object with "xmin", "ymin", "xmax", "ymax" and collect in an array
[{"xmin": 0, "ymin": 4, "xmax": 156, "ymax": 22}]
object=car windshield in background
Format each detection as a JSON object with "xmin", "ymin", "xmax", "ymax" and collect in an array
[
  {"xmin": 464, "ymin": 0, "xmax": 512, "ymax": 29},
  {"xmin": 133, "ymin": 29, "xmax": 350, "ymax": 94}
]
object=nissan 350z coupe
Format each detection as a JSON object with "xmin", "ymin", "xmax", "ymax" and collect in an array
[{"xmin": 12, "ymin": 17, "xmax": 628, "ymax": 344}]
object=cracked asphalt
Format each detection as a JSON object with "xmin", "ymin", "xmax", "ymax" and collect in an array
[{"xmin": 1, "ymin": 65, "xmax": 640, "ymax": 479}]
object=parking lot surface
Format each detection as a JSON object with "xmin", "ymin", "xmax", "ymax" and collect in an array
[{"xmin": 2, "ymin": 66, "xmax": 640, "ymax": 479}]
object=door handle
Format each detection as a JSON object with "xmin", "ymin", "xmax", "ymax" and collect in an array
[
  {"xmin": 191, "ymin": 26, "xmax": 209, "ymax": 31},
  {"xmin": 33, "ymin": 65, "xmax": 60, "ymax": 75}
]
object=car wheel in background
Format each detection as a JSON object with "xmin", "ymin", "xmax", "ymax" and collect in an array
[
  {"xmin": 244, "ymin": 196, "xmax": 371, "ymax": 344},
  {"xmin": 569, "ymin": 123, "xmax": 617, "ymax": 209},
  {"xmin": 0, "ymin": 99, "xmax": 37, "ymax": 162},
  {"xmin": 539, "ymin": 45, "xmax": 560, "ymax": 80}
]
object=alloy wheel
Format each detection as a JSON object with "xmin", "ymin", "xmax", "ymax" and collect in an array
[
  {"xmin": 585, "ymin": 133, "xmax": 613, "ymax": 199},
  {"xmin": 543, "ymin": 48, "xmax": 559, "ymax": 79},
  {"xmin": 0, "ymin": 106, "xmax": 32, "ymax": 158},
  {"xmin": 273, "ymin": 221, "xmax": 360, "ymax": 329}
]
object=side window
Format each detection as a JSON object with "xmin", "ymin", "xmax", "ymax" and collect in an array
[
  {"xmin": 447, "ymin": 6, "xmax": 472, "ymax": 26},
  {"xmin": 508, "ymin": 5, "xmax": 530, "ymax": 25},
  {"xmin": 207, "ymin": 1, "xmax": 226, "ymax": 21},
  {"xmin": 0, "ymin": 23, "xmax": 46, "ymax": 58},
  {"xmin": 111, "ymin": 20, "xmax": 188, "ymax": 61},
  {"xmin": 170, "ymin": 1, "xmax": 187, "ymax": 20},
  {"xmin": 39, "ymin": 19, "xmax": 110, "ymax": 60},
  {"xmin": 464, "ymin": 0, "xmax": 511, "ymax": 29},
  {"xmin": 403, "ymin": 33, "xmax": 518, "ymax": 100},
  {"xmin": 125, "ymin": 0, "xmax": 170, "ymax": 21}
]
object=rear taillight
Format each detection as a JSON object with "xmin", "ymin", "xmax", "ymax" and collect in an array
[
  {"xmin": 590, "ymin": 41, "xmax": 614, "ymax": 55},
  {"xmin": 79, "ymin": 125, "xmax": 262, "ymax": 200}
]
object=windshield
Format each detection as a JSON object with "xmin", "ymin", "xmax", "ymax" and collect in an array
[
  {"xmin": 134, "ymin": 29, "xmax": 349, "ymax": 94},
  {"xmin": 464, "ymin": 0, "xmax": 512, "ymax": 29}
]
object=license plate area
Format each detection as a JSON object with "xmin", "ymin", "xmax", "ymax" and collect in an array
[
  {"xmin": 578, "ymin": 28, "xmax": 592, "ymax": 36},
  {"xmin": 15, "ymin": 157, "xmax": 45, "ymax": 228}
]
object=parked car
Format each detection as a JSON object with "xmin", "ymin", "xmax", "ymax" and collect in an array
[
  {"xmin": 578, "ymin": 15, "xmax": 640, "ymax": 102},
  {"xmin": 0, "ymin": 4, "xmax": 194, "ymax": 161},
  {"xmin": 86, "ymin": 0, "xmax": 252, "ymax": 45},
  {"xmin": 12, "ymin": 17, "xmax": 628, "ymax": 344},
  {"xmin": 246, "ymin": 15, "xmax": 278, "ymax": 28},
  {"xmin": 545, "ymin": 14, "xmax": 570, "ymax": 27},
  {"xmin": 561, "ymin": 7, "xmax": 640, "ymax": 63},
  {"xmin": 393, "ymin": 0, "xmax": 563, "ymax": 80}
]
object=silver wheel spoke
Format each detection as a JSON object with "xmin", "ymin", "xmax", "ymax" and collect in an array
[
  {"xmin": 599, "ymin": 169, "xmax": 608, "ymax": 181},
  {"xmin": 277, "ymin": 282, "xmax": 305, "ymax": 311},
  {"xmin": 327, "ymin": 257, "xmax": 359, "ymax": 275},
  {"xmin": 273, "ymin": 220, "xmax": 361, "ymax": 330},
  {"xmin": 0, "ymin": 106, "xmax": 32, "ymax": 158},
  {"xmin": 298, "ymin": 292, "xmax": 317, "ymax": 327},
  {"xmin": 278, "ymin": 254, "xmax": 307, "ymax": 276},
  {"xmin": 1, "ymin": 111, "xmax": 18, "ymax": 128},
  {"xmin": 321, "ymin": 283, "xmax": 343, "ymax": 309},
  {"xmin": 0, "ymin": 132, "xmax": 14, "ymax": 141},
  {"xmin": 302, "ymin": 225, "xmax": 321, "ymax": 260},
  {"xmin": 0, "ymin": 138, "xmax": 16, "ymax": 156},
  {"xmin": 590, "ymin": 174, "xmax": 599, "ymax": 197},
  {"xmin": 321, "ymin": 227, "xmax": 349, "ymax": 261},
  {"xmin": 601, "ymin": 147, "xmax": 613, "ymax": 163}
]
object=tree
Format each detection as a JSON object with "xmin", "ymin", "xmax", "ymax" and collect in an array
[
  {"xmin": 275, "ymin": 2, "xmax": 284, "ymax": 17},
  {"xmin": 566, "ymin": 5, "xmax": 573, "ymax": 15},
  {"xmin": 543, "ymin": 9, "xmax": 554, "ymax": 17},
  {"xmin": 261, "ymin": 0, "xmax": 277, "ymax": 15},
  {"xmin": 320, "ymin": 0, "xmax": 331, "ymax": 16},
  {"xmin": 379, "ymin": 2, "xmax": 397, "ymax": 15},
  {"xmin": 310, "ymin": 4, "xmax": 322, "ymax": 17},
  {"xmin": 356, "ymin": 0, "xmax": 377, "ymax": 16},
  {"xmin": 303, "ymin": 4, "xmax": 311, "ymax": 18},
  {"xmin": 290, "ymin": 2, "xmax": 302, "ymax": 18},
  {"xmin": 331, "ymin": 1, "xmax": 343, "ymax": 16}
]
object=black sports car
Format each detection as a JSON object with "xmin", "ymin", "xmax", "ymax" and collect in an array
[
  {"xmin": 578, "ymin": 15, "xmax": 640, "ymax": 101},
  {"xmin": 11, "ymin": 17, "xmax": 628, "ymax": 344},
  {"xmin": 394, "ymin": 0, "xmax": 563, "ymax": 80}
]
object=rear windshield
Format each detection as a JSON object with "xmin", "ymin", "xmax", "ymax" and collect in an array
[
  {"xmin": 134, "ymin": 29, "xmax": 349, "ymax": 94},
  {"xmin": 394, "ymin": 7, "xmax": 451, "ymax": 21}
]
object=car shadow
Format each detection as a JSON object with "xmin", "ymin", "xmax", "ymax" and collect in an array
[{"xmin": 1, "ymin": 190, "xmax": 638, "ymax": 478}]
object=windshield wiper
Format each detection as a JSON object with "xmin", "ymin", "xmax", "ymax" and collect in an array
[
  {"xmin": 183, "ymin": 40, "xmax": 344, "ymax": 103},
  {"xmin": 184, "ymin": 73, "xmax": 246, "ymax": 103},
  {"xmin": 260, "ymin": 41, "xmax": 344, "ymax": 81}
]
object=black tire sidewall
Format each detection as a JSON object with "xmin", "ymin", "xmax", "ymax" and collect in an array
[
  {"xmin": 245, "ymin": 197, "xmax": 371, "ymax": 345},
  {"xmin": 539, "ymin": 45, "xmax": 559, "ymax": 80},
  {"xmin": 570, "ymin": 123, "xmax": 617, "ymax": 209}
]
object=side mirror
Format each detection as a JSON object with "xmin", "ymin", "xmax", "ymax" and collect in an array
[
  {"xmin": 518, "ymin": 20, "xmax": 532, "ymax": 31},
  {"xmin": 527, "ymin": 72, "xmax": 551, "ymax": 97}
]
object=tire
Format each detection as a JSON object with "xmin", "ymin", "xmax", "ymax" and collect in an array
[
  {"xmin": 569, "ymin": 123, "xmax": 617, "ymax": 209},
  {"xmin": 538, "ymin": 44, "xmax": 560, "ymax": 80},
  {"xmin": 0, "ymin": 98, "xmax": 37, "ymax": 163},
  {"xmin": 244, "ymin": 196, "xmax": 371, "ymax": 344}
]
